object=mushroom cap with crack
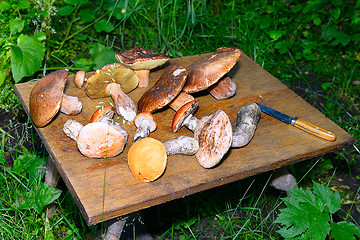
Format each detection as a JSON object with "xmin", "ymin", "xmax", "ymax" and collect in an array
[
  {"xmin": 182, "ymin": 47, "xmax": 241, "ymax": 93},
  {"xmin": 128, "ymin": 137, "xmax": 167, "ymax": 182},
  {"xmin": 194, "ymin": 110, "xmax": 233, "ymax": 168},
  {"xmin": 138, "ymin": 65, "xmax": 188, "ymax": 113},
  {"xmin": 76, "ymin": 121, "xmax": 128, "ymax": 158},
  {"xmin": 30, "ymin": 69, "xmax": 69, "ymax": 127},
  {"xmin": 115, "ymin": 48, "xmax": 170, "ymax": 70},
  {"xmin": 84, "ymin": 63, "xmax": 138, "ymax": 98},
  {"xmin": 171, "ymin": 99, "xmax": 199, "ymax": 133}
]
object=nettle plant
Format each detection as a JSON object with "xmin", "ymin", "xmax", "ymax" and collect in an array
[{"xmin": 275, "ymin": 181, "xmax": 360, "ymax": 240}]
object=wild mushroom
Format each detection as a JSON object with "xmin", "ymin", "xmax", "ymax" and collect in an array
[
  {"xmin": 115, "ymin": 48, "xmax": 171, "ymax": 88},
  {"xmin": 63, "ymin": 118, "xmax": 128, "ymax": 158},
  {"xmin": 74, "ymin": 70, "xmax": 86, "ymax": 88},
  {"xmin": 167, "ymin": 92, "xmax": 195, "ymax": 112},
  {"xmin": 133, "ymin": 65, "xmax": 188, "ymax": 142},
  {"xmin": 84, "ymin": 63, "xmax": 138, "ymax": 121},
  {"xmin": 182, "ymin": 47, "xmax": 241, "ymax": 94},
  {"xmin": 232, "ymin": 103, "xmax": 261, "ymax": 148},
  {"xmin": 30, "ymin": 69, "xmax": 83, "ymax": 127},
  {"xmin": 208, "ymin": 75, "xmax": 237, "ymax": 100},
  {"xmin": 172, "ymin": 100, "xmax": 233, "ymax": 168},
  {"xmin": 90, "ymin": 105, "xmax": 115, "ymax": 123},
  {"xmin": 128, "ymin": 136, "xmax": 199, "ymax": 182}
]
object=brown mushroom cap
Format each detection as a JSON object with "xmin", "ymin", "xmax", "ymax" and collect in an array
[
  {"xmin": 115, "ymin": 48, "xmax": 170, "ymax": 70},
  {"xmin": 30, "ymin": 69, "xmax": 69, "ymax": 127},
  {"xmin": 84, "ymin": 63, "xmax": 138, "ymax": 98},
  {"xmin": 194, "ymin": 110, "xmax": 233, "ymax": 168},
  {"xmin": 208, "ymin": 75, "xmax": 237, "ymax": 100},
  {"xmin": 77, "ymin": 121, "xmax": 128, "ymax": 158},
  {"xmin": 128, "ymin": 137, "xmax": 167, "ymax": 182},
  {"xmin": 172, "ymin": 99, "xmax": 199, "ymax": 133},
  {"xmin": 182, "ymin": 47, "xmax": 241, "ymax": 93},
  {"xmin": 138, "ymin": 65, "xmax": 188, "ymax": 113}
]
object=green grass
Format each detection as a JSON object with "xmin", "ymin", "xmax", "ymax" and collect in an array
[{"xmin": 1, "ymin": 0, "xmax": 359, "ymax": 239}]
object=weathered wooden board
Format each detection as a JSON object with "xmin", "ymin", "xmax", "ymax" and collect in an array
[{"xmin": 14, "ymin": 52, "xmax": 354, "ymax": 226}]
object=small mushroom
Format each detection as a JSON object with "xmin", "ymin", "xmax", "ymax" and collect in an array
[
  {"xmin": 30, "ymin": 69, "xmax": 83, "ymax": 127},
  {"xmin": 232, "ymin": 103, "xmax": 261, "ymax": 148},
  {"xmin": 63, "ymin": 119, "xmax": 128, "ymax": 158},
  {"xmin": 128, "ymin": 136, "xmax": 199, "ymax": 182},
  {"xmin": 74, "ymin": 70, "xmax": 86, "ymax": 88},
  {"xmin": 90, "ymin": 105, "xmax": 115, "ymax": 123},
  {"xmin": 172, "ymin": 100, "xmax": 233, "ymax": 168},
  {"xmin": 115, "ymin": 48, "xmax": 171, "ymax": 88},
  {"xmin": 133, "ymin": 65, "xmax": 188, "ymax": 141},
  {"xmin": 133, "ymin": 112, "xmax": 157, "ymax": 143},
  {"xmin": 182, "ymin": 47, "xmax": 241, "ymax": 94},
  {"xmin": 84, "ymin": 63, "xmax": 138, "ymax": 121},
  {"xmin": 208, "ymin": 75, "xmax": 237, "ymax": 100}
]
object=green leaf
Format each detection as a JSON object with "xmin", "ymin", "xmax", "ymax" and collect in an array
[
  {"xmin": 17, "ymin": 182, "xmax": 62, "ymax": 213},
  {"xmin": 275, "ymin": 40, "xmax": 291, "ymax": 54},
  {"xmin": 66, "ymin": 0, "xmax": 88, "ymax": 5},
  {"xmin": 10, "ymin": 35, "xmax": 45, "ymax": 83},
  {"xmin": 291, "ymin": 4, "xmax": 302, "ymax": 13},
  {"xmin": 312, "ymin": 181, "xmax": 341, "ymax": 214},
  {"xmin": 0, "ymin": 69, "xmax": 7, "ymax": 86},
  {"xmin": 321, "ymin": 24, "xmax": 338, "ymax": 43},
  {"xmin": 259, "ymin": 14, "xmax": 272, "ymax": 29},
  {"xmin": 331, "ymin": 221, "xmax": 360, "ymax": 240},
  {"xmin": 333, "ymin": 8, "xmax": 341, "ymax": 19},
  {"xmin": 78, "ymin": 8, "xmax": 95, "ymax": 22},
  {"xmin": 10, "ymin": 19, "xmax": 25, "ymax": 34},
  {"xmin": 0, "ymin": 1, "xmax": 11, "ymax": 12},
  {"xmin": 94, "ymin": 19, "xmax": 115, "ymax": 33},
  {"xmin": 331, "ymin": 32, "xmax": 352, "ymax": 47},
  {"xmin": 268, "ymin": 30, "xmax": 285, "ymax": 40},
  {"xmin": 34, "ymin": 31, "xmax": 47, "ymax": 41},
  {"xmin": 89, "ymin": 43, "xmax": 116, "ymax": 69},
  {"xmin": 58, "ymin": 5, "xmax": 76, "ymax": 16},
  {"xmin": 15, "ymin": 0, "xmax": 30, "ymax": 9}
]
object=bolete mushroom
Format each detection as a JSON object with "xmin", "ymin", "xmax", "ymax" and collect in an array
[
  {"xmin": 115, "ymin": 48, "xmax": 171, "ymax": 88},
  {"xmin": 74, "ymin": 70, "xmax": 86, "ymax": 88},
  {"xmin": 63, "ymin": 119, "xmax": 128, "ymax": 158},
  {"xmin": 84, "ymin": 63, "xmax": 138, "ymax": 121},
  {"xmin": 172, "ymin": 100, "xmax": 233, "ymax": 168},
  {"xmin": 182, "ymin": 47, "xmax": 241, "ymax": 94},
  {"xmin": 128, "ymin": 136, "xmax": 199, "ymax": 182},
  {"xmin": 90, "ymin": 105, "xmax": 115, "ymax": 123},
  {"xmin": 133, "ymin": 65, "xmax": 188, "ymax": 142},
  {"xmin": 30, "ymin": 69, "xmax": 83, "ymax": 127},
  {"xmin": 232, "ymin": 103, "xmax": 261, "ymax": 148},
  {"xmin": 208, "ymin": 75, "xmax": 237, "ymax": 100}
]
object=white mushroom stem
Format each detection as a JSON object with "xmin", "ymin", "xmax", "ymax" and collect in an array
[
  {"xmin": 107, "ymin": 83, "xmax": 137, "ymax": 122},
  {"xmin": 60, "ymin": 94, "xmax": 82, "ymax": 115},
  {"xmin": 163, "ymin": 136, "xmax": 199, "ymax": 156},
  {"xmin": 134, "ymin": 69, "xmax": 150, "ymax": 88},
  {"xmin": 182, "ymin": 114, "xmax": 200, "ymax": 132},
  {"xmin": 134, "ymin": 121, "xmax": 151, "ymax": 143},
  {"xmin": 232, "ymin": 103, "xmax": 261, "ymax": 148},
  {"xmin": 63, "ymin": 120, "xmax": 84, "ymax": 141}
]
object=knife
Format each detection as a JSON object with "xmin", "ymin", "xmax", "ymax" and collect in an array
[{"xmin": 256, "ymin": 103, "xmax": 336, "ymax": 142}]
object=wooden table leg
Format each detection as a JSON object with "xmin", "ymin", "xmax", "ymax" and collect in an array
[{"xmin": 45, "ymin": 155, "xmax": 59, "ymax": 218}]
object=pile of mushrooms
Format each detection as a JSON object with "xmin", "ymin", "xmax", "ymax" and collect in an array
[{"xmin": 29, "ymin": 46, "xmax": 262, "ymax": 182}]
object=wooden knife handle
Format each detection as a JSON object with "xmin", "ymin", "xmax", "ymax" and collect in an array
[{"xmin": 293, "ymin": 118, "xmax": 336, "ymax": 142}]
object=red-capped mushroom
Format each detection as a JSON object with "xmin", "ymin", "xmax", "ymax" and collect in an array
[{"xmin": 115, "ymin": 48, "xmax": 170, "ymax": 88}]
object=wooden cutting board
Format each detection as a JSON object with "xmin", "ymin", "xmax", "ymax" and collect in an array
[{"xmin": 14, "ymin": 52, "xmax": 354, "ymax": 226}]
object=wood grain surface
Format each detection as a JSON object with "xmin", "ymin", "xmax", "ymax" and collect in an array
[{"xmin": 14, "ymin": 52, "xmax": 354, "ymax": 226}]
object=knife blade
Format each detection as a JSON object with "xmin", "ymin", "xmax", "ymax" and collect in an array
[{"xmin": 256, "ymin": 103, "xmax": 336, "ymax": 141}]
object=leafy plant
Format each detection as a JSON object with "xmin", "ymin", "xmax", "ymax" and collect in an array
[{"xmin": 275, "ymin": 181, "xmax": 360, "ymax": 240}]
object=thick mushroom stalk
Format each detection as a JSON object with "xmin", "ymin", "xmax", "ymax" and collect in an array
[
  {"xmin": 60, "ymin": 94, "xmax": 82, "ymax": 115},
  {"xmin": 107, "ymin": 83, "xmax": 137, "ymax": 122},
  {"xmin": 115, "ymin": 48, "xmax": 170, "ymax": 88},
  {"xmin": 163, "ymin": 136, "xmax": 199, "ymax": 156},
  {"xmin": 232, "ymin": 103, "xmax": 261, "ymax": 148}
]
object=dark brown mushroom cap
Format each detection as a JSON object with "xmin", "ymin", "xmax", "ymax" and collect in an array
[
  {"xmin": 194, "ymin": 110, "xmax": 233, "ymax": 168},
  {"xmin": 138, "ymin": 65, "xmax": 188, "ymax": 113},
  {"xmin": 182, "ymin": 47, "xmax": 241, "ymax": 93},
  {"xmin": 171, "ymin": 99, "xmax": 199, "ymax": 133},
  {"xmin": 115, "ymin": 48, "xmax": 170, "ymax": 70},
  {"xmin": 30, "ymin": 69, "xmax": 69, "ymax": 127},
  {"xmin": 84, "ymin": 63, "xmax": 138, "ymax": 98}
]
